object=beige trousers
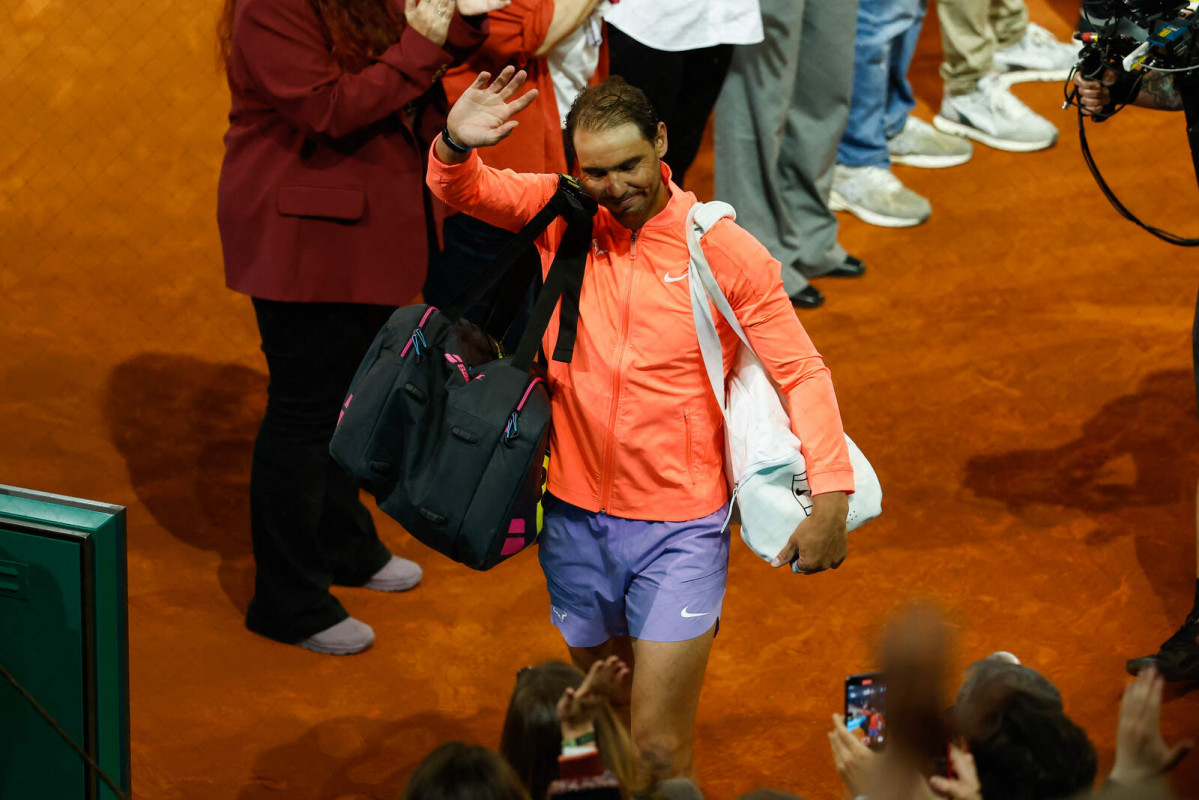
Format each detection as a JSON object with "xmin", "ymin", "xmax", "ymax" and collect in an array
[{"xmin": 937, "ymin": 0, "xmax": 1029, "ymax": 94}]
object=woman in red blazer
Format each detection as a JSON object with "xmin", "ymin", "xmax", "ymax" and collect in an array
[{"xmin": 217, "ymin": 0, "xmax": 499, "ymax": 654}]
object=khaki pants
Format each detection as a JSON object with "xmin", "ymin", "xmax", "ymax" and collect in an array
[{"xmin": 938, "ymin": 0, "xmax": 1029, "ymax": 94}]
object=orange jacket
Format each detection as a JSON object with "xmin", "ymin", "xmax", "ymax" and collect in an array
[{"xmin": 427, "ymin": 150, "xmax": 854, "ymax": 521}]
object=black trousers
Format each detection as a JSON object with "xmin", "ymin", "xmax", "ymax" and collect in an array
[
  {"xmin": 245, "ymin": 298, "xmax": 396, "ymax": 643},
  {"xmin": 607, "ymin": 27, "xmax": 734, "ymax": 188},
  {"xmin": 423, "ymin": 212, "xmax": 535, "ymax": 353}
]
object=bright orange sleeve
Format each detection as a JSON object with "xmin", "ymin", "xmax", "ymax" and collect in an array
[
  {"xmin": 425, "ymin": 144, "xmax": 560, "ymax": 233},
  {"xmin": 701, "ymin": 219, "xmax": 855, "ymax": 496}
]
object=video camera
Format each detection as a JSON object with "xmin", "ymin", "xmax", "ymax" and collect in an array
[
  {"xmin": 1066, "ymin": 0, "xmax": 1199, "ymax": 244},
  {"xmin": 1071, "ymin": 0, "xmax": 1199, "ymax": 118}
]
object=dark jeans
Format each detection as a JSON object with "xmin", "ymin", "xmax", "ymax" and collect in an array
[
  {"xmin": 607, "ymin": 27, "xmax": 734, "ymax": 188},
  {"xmin": 245, "ymin": 298, "xmax": 395, "ymax": 643},
  {"xmin": 423, "ymin": 212, "xmax": 534, "ymax": 353}
]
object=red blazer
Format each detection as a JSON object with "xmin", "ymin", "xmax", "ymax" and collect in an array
[{"xmin": 218, "ymin": 0, "xmax": 486, "ymax": 305}]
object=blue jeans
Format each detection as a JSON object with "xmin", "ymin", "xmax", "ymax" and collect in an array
[{"xmin": 837, "ymin": 0, "xmax": 928, "ymax": 168}]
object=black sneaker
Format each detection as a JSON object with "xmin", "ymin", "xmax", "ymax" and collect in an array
[{"xmin": 1126, "ymin": 620, "xmax": 1199, "ymax": 681}]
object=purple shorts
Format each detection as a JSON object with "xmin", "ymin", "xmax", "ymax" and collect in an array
[{"xmin": 537, "ymin": 494, "xmax": 731, "ymax": 647}]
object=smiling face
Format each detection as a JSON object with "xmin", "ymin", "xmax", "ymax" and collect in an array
[{"xmin": 572, "ymin": 121, "xmax": 669, "ymax": 231}]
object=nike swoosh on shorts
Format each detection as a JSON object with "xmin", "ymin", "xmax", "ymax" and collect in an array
[{"xmin": 680, "ymin": 606, "xmax": 709, "ymax": 618}]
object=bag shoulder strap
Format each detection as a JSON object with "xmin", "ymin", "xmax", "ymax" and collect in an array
[
  {"xmin": 685, "ymin": 201, "xmax": 753, "ymax": 412},
  {"xmin": 445, "ymin": 175, "xmax": 596, "ymax": 371}
]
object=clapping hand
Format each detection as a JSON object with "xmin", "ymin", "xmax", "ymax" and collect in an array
[
  {"xmin": 1109, "ymin": 666, "xmax": 1192, "ymax": 785},
  {"xmin": 456, "ymin": 0, "xmax": 511, "ymax": 14},
  {"xmin": 405, "ymin": 0, "xmax": 454, "ymax": 47},
  {"xmin": 556, "ymin": 655, "xmax": 630, "ymax": 740},
  {"xmin": 445, "ymin": 67, "xmax": 540, "ymax": 149}
]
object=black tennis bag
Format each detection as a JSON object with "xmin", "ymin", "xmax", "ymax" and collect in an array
[{"xmin": 330, "ymin": 177, "xmax": 595, "ymax": 570}]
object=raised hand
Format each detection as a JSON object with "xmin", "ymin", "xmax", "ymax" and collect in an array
[
  {"xmin": 445, "ymin": 67, "xmax": 539, "ymax": 149},
  {"xmin": 1109, "ymin": 667, "xmax": 1193, "ymax": 784},
  {"xmin": 828, "ymin": 713, "xmax": 878, "ymax": 798},
  {"xmin": 405, "ymin": 0, "xmax": 453, "ymax": 47},
  {"xmin": 928, "ymin": 746, "xmax": 983, "ymax": 800},
  {"xmin": 456, "ymin": 0, "xmax": 511, "ymax": 14},
  {"xmin": 556, "ymin": 656, "xmax": 630, "ymax": 740}
]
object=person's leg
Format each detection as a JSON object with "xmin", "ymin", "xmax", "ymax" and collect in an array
[
  {"xmin": 620, "ymin": 503, "xmax": 730, "ymax": 782},
  {"xmin": 665, "ymin": 44, "xmax": 734, "ymax": 187},
  {"xmin": 714, "ymin": 0, "xmax": 817, "ymax": 301},
  {"xmin": 883, "ymin": 0, "xmax": 928, "ymax": 140},
  {"xmin": 831, "ymin": 0, "xmax": 933, "ymax": 228},
  {"xmin": 245, "ymin": 299, "xmax": 394, "ymax": 643},
  {"xmin": 628, "ymin": 629, "xmax": 716, "ymax": 782},
  {"xmin": 838, "ymin": 0, "xmax": 905, "ymax": 170},
  {"xmin": 1126, "ymin": 287, "xmax": 1199, "ymax": 679},
  {"xmin": 937, "ymin": 0, "xmax": 994, "ymax": 95},
  {"xmin": 933, "ymin": 0, "xmax": 1057, "ymax": 151},
  {"xmin": 783, "ymin": 0, "xmax": 860, "ymax": 276},
  {"xmin": 990, "ymin": 0, "xmax": 1029, "ymax": 50}
]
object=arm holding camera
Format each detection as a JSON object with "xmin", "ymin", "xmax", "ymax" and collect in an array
[{"xmin": 1072, "ymin": 68, "xmax": 1183, "ymax": 115}]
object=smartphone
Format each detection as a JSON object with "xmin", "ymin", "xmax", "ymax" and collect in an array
[{"xmin": 844, "ymin": 672, "xmax": 887, "ymax": 752}]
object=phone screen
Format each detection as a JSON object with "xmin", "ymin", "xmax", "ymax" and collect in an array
[{"xmin": 844, "ymin": 672, "xmax": 887, "ymax": 752}]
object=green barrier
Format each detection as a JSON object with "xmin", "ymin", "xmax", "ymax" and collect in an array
[{"xmin": 0, "ymin": 485, "xmax": 130, "ymax": 800}]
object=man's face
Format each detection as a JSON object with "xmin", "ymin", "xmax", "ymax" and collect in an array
[{"xmin": 573, "ymin": 121, "xmax": 669, "ymax": 231}]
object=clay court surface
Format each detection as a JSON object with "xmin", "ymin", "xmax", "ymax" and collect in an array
[{"xmin": 3, "ymin": 0, "xmax": 1199, "ymax": 796}]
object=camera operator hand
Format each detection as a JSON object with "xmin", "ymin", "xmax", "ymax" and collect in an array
[
  {"xmin": 1072, "ymin": 70, "xmax": 1116, "ymax": 116},
  {"xmin": 1073, "ymin": 69, "xmax": 1182, "ymax": 114}
]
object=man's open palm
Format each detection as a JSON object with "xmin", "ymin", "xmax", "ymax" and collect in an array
[{"xmin": 446, "ymin": 67, "xmax": 539, "ymax": 148}]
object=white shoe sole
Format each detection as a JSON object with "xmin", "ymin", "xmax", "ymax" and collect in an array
[
  {"xmin": 299, "ymin": 636, "xmax": 375, "ymax": 655},
  {"xmin": 828, "ymin": 190, "xmax": 929, "ymax": 228},
  {"xmin": 363, "ymin": 573, "xmax": 422, "ymax": 592},
  {"xmin": 889, "ymin": 150, "xmax": 973, "ymax": 169},
  {"xmin": 995, "ymin": 67, "xmax": 1072, "ymax": 85},
  {"xmin": 932, "ymin": 114, "xmax": 1057, "ymax": 153}
]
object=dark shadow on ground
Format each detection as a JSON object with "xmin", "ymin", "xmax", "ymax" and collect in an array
[
  {"xmin": 104, "ymin": 352, "xmax": 265, "ymax": 613},
  {"xmin": 964, "ymin": 369, "xmax": 1197, "ymax": 514},
  {"xmin": 235, "ymin": 713, "xmax": 491, "ymax": 800},
  {"xmin": 964, "ymin": 369, "xmax": 1199, "ymax": 619}
]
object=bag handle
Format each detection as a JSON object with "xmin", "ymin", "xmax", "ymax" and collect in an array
[
  {"xmin": 444, "ymin": 176, "xmax": 596, "ymax": 370},
  {"xmin": 685, "ymin": 202, "xmax": 748, "ymax": 415}
]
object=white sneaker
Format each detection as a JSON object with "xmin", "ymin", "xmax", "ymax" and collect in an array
[
  {"xmin": 994, "ymin": 21, "xmax": 1081, "ymax": 84},
  {"xmin": 888, "ymin": 116, "xmax": 974, "ymax": 169},
  {"xmin": 363, "ymin": 555, "xmax": 422, "ymax": 592},
  {"xmin": 934, "ymin": 73, "xmax": 1059, "ymax": 152},
  {"xmin": 299, "ymin": 617, "xmax": 375, "ymax": 655},
  {"xmin": 829, "ymin": 164, "xmax": 931, "ymax": 228}
]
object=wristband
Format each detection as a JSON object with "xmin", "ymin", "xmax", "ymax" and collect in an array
[
  {"xmin": 561, "ymin": 730, "xmax": 596, "ymax": 748},
  {"xmin": 441, "ymin": 127, "xmax": 472, "ymax": 154}
]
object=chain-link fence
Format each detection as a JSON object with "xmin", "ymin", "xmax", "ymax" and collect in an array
[{"xmin": 2, "ymin": 0, "xmax": 245, "ymax": 360}]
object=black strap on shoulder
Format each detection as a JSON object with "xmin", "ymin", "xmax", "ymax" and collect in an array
[{"xmin": 443, "ymin": 176, "xmax": 596, "ymax": 370}]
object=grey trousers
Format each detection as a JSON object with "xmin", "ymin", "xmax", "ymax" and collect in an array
[{"xmin": 713, "ymin": 0, "xmax": 859, "ymax": 295}]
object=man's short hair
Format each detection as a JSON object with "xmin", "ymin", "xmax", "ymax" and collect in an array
[
  {"xmin": 565, "ymin": 77, "xmax": 660, "ymax": 161},
  {"xmin": 954, "ymin": 659, "xmax": 1097, "ymax": 800}
]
